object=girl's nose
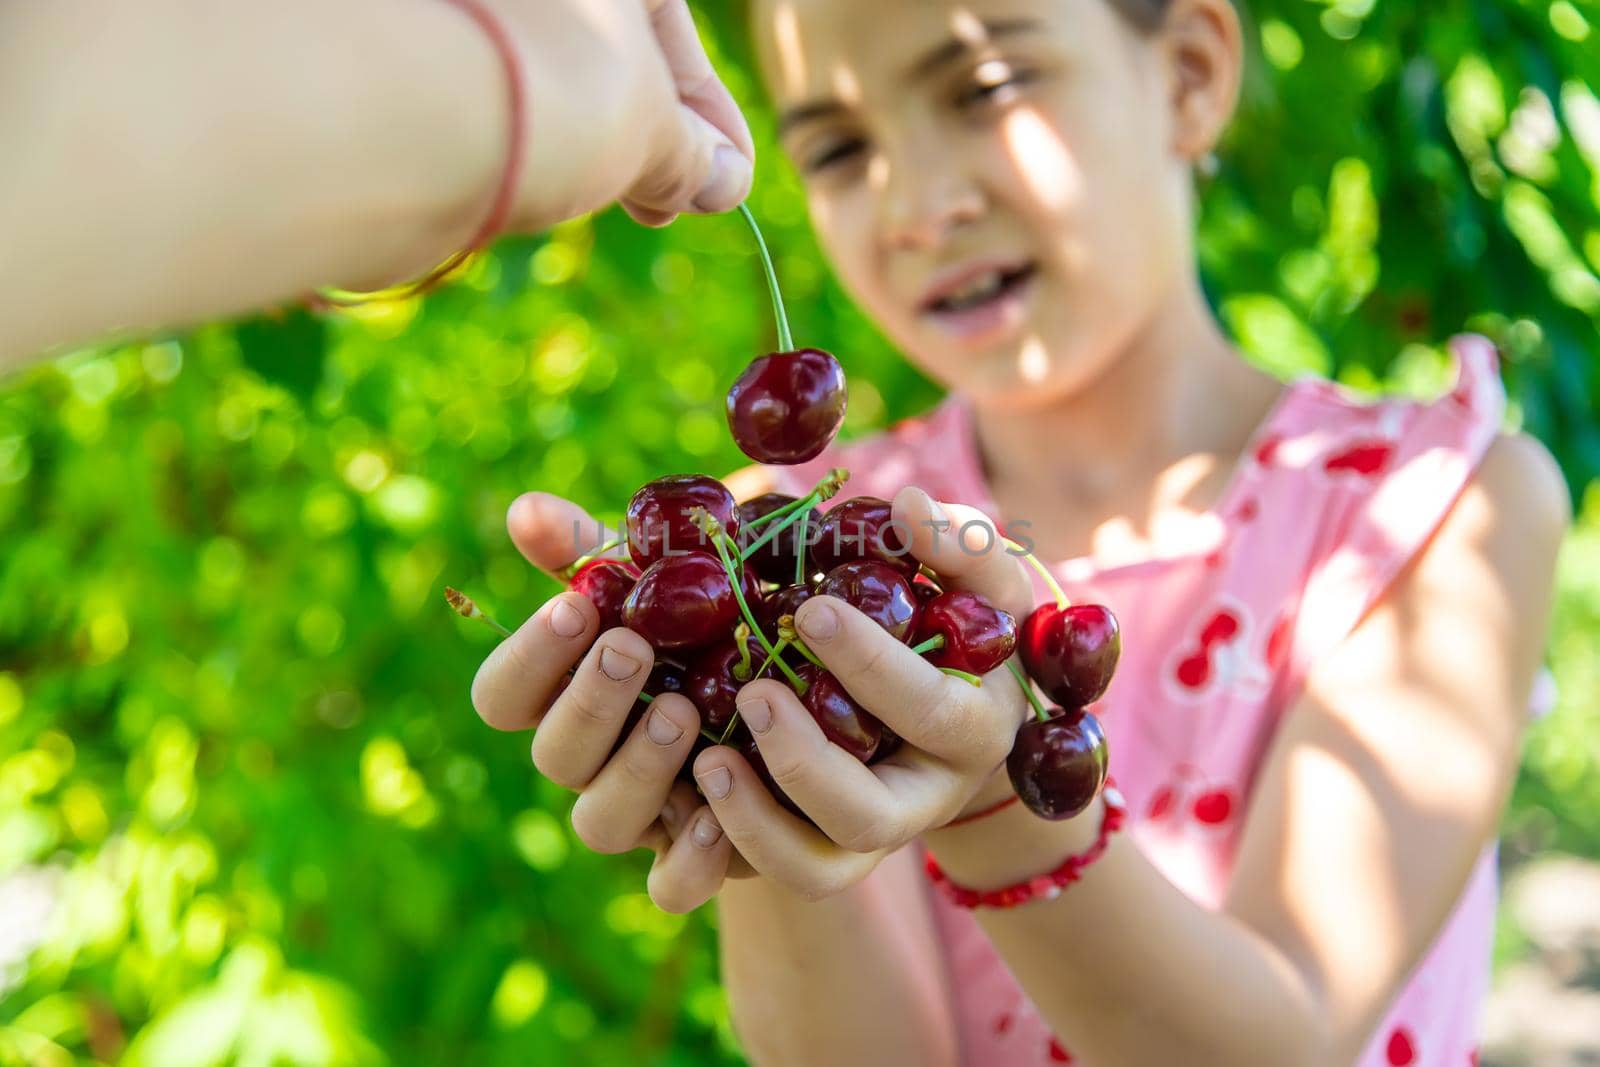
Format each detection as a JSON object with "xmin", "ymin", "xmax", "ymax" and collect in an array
[{"xmin": 878, "ymin": 150, "xmax": 985, "ymax": 252}]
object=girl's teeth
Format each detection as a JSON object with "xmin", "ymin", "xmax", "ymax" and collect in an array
[{"xmin": 944, "ymin": 272, "xmax": 1005, "ymax": 310}]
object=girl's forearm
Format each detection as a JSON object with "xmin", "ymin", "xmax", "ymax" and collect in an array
[
  {"xmin": 716, "ymin": 848, "xmax": 960, "ymax": 1067},
  {"xmin": 922, "ymin": 798, "xmax": 1330, "ymax": 1067},
  {"xmin": 0, "ymin": 0, "xmax": 503, "ymax": 368}
]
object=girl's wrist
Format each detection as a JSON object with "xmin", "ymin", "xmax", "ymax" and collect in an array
[{"xmin": 922, "ymin": 788, "xmax": 1107, "ymax": 890}]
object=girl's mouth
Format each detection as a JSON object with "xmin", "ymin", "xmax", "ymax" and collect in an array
[{"xmin": 919, "ymin": 262, "xmax": 1039, "ymax": 344}]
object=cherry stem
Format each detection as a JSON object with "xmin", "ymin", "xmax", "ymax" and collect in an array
[
  {"xmin": 738, "ymin": 469, "xmax": 849, "ymax": 563},
  {"xmin": 1005, "ymin": 660, "xmax": 1053, "ymax": 723},
  {"xmin": 755, "ymin": 638, "xmax": 790, "ymax": 679},
  {"xmin": 794, "ymin": 508, "xmax": 810, "ymax": 585},
  {"xmin": 733, "ymin": 622, "xmax": 753, "ymax": 681},
  {"xmin": 636, "ymin": 691, "xmax": 656, "ymax": 706},
  {"xmin": 716, "ymin": 714, "xmax": 742, "ymax": 747},
  {"xmin": 777, "ymin": 617, "xmax": 826, "ymax": 669},
  {"xmin": 1002, "ymin": 537, "xmax": 1070, "ymax": 611},
  {"xmin": 909, "ymin": 634, "xmax": 946, "ymax": 656},
  {"xmin": 562, "ymin": 537, "xmax": 627, "ymax": 581},
  {"xmin": 917, "ymin": 566, "xmax": 944, "ymax": 590},
  {"xmin": 444, "ymin": 587, "xmax": 513, "ymax": 639},
  {"xmin": 737, "ymin": 203, "xmax": 793, "ymax": 352},
  {"xmin": 941, "ymin": 667, "xmax": 983, "ymax": 688},
  {"xmin": 694, "ymin": 508, "xmax": 810, "ymax": 694}
]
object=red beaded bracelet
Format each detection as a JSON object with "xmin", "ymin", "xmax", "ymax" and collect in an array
[
  {"xmin": 309, "ymin": 0, "xmax": 528, "ymax": 309},
  {"xmin": 924, "ymin": 780, "xmax": 1127, "ymax": 910}
]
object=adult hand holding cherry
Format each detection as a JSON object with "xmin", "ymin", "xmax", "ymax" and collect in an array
[
  {"xmin": 501, "ymin": 0, "xmax": 756, "ymax": 230},
  {"xmin": 686, "ymin": 488, "xmax": 1039, "ymax": 900}
]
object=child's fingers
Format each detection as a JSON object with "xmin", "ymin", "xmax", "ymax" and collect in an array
[
  {"xmin": 569, "ymin": 692, "xmax": 700, "ymax": 854},
  {"xmin": 648, "ymin": 805, "xmax": 732, "ymax": 914},
  {"xmin": 691, "ymin": 748, "xmax": 881, "ymax": 901},
  {"xmin": 530, "ymin": 626, "xmax": 656, "ymax": 790},
  {"xmin": 506, "ymin": 492, "xmax": 618, "ymax": 572},
  {"xmin": 892, "ymin": 487, "xmax": 1036, "ymax": 623},
  {"xmin": 792, "ymin": 596, "xmax": 1008, "ymax": 766},
  {"xmin": 470, "ymin": 591, "xmax": 599, "ymax": 731},
  {"xmin": 735, "ymin": 678, "xmax": 919, "ymax": 854}
]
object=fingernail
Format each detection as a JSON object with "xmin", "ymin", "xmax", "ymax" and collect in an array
[
  {"xmin": 693, "ymin": 145, "xmax": 752, "ymax": 213},
  {"xmin": 660, "ymin": 799, "xmax": 685, "ymax": 836},
  {"xmin": 692, "ymin": 815, "xmax": 724, "ymax": 848},
  {"xmin": 600, "ymin": 647, "xmax": 641, "ymax": 682},
  {"xmin": 646, "ymin": 709, "xmax": 683, "ymax": 746},
  {"xmin": 739, "ymin": 697, "xmax": 772, "ymax": 735},
  {"xmin": 924, "ymin": 490, "xmax": 948, "ymax": 525},
  {"xmin": 798, "ymin": 602, "xmax": 839, "ymax": 642},
  {"xmin": 697, "ymin": 766, "xmax": 732, "ymax": 800},
  {"xmin": 549, "ymin": 599, "xmax": 586, "ymax": 638}
]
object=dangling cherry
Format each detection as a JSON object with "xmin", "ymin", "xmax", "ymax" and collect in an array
[
  {"xmin": 568, "ymin": 559, "xmax": 641, "ymax": 633},
  {"xmin": 737, "ymin": 493, "xmax": 825, "ymax": 585},
  {"xmin": 795, "ymin": 664, "xmax": 883, "ymax": 763},
  {"xmin": 810, "ymin": 496, "xmax": 919, "ymax": 578},
  {"xmin": 913, "ymin": 590, "xmax": 1018, "ymax": 676},
  {"xmin": 727, "ymin": 350, "xmax": 848, "ymax": 465},
  {"xmin": 626, "ymin": 474, "xmax": 739, "ymax": 569},
  {"xmin": 1007, "ymin": 706, "xmax": 1108, "ymax": 821},
  {"xmin": 815, "ymin": 560, "xmax": 919, "ymax": 642},
  {"xmin": 622, "ymin": 554, "xmax": 742, "ymax": 651},
  {"xmin": 1019, "ymin": 604, "xmax": 1121, "ymax": 708},
  {"xmin": 725, "ymin": 205, "xmax": 848, "ymax": 466}
]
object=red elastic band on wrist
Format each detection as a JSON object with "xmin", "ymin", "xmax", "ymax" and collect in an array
[
  {"xmin": 309, "ymin": 0, "xmax": 527, "ymax": 309},
  {"xmin": 924, "ymin": 779, "xmax": 1126, "ymax": 910},
  {"xmin": 941, "ymin": 793, "xmax": 1022, "ymax": 830}
]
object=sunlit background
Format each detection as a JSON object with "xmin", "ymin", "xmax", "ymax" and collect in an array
[{"xmin": 2, "ymin": 2, "xmax": 1599, "ymax": 1065}]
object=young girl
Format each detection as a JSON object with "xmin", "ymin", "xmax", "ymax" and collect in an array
[{"xmin": 474, "ymin": 0, "xmax": 1571, "ymax": 1064}]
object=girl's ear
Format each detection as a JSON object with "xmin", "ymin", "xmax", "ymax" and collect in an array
[{"xmin": 1159, "ymin": 0, "xmax": 1244, "ymax": 162}]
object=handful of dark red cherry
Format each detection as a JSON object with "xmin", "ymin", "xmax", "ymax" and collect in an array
[
  {"xmin": 452, "ymin": 205, "xmax": 1121, "ymax": 823},
  {"xmin": 562, "ymin": 467, "xmax": 1121, "ymax": 822}
]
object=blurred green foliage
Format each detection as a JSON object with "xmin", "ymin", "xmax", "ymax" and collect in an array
[{"xmin": 2, "ymin": 2, "xmax": 1599, "ymax": 1064}]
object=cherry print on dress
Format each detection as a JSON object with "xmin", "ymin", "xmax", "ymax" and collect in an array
[
  {"xmin": 1047, "ymin": 1036, "xmax": 1075, "ymax": 1062},
  {"xmin": 1385, "ymin": 1026, "xmax": 1418, "ymax": 1065},
  {"xmin": 1264, "ymin": 608, "xmax": 1294, "ymax": 670},
  {"xmin": 1254, "ymin": 435, "xmax": 1284, "ymax": 467},
  {"xmin": 1322, "ymin": 439, "xmax": 1396, "ymax": 478},
  {"xmin": 1165, "ymin": 599, "xmax": 1270, "ymax": 703},
  {"xmin": 1192, "ymin": 786, "xmax": 1237, "ymax": 825},
  {"xmin": 993, "ymin": 1011, "xmax": 1014, "ymax": 1036}
]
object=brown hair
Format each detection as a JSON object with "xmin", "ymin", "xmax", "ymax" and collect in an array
[{"xmin": 1109, "ymin": 0, "xmax": 1173, "ymax": 33}]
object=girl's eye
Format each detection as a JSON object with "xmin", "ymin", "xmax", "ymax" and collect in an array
[
  {"xmin": 805, "ymin": 138, "xmax": 867, "ymax": 174},
  {"xmin": 957, "ymin": 69, "xmax": 1037, "ymax": 110}
]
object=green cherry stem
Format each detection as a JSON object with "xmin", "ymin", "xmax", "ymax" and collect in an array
[
  {"xmin": 737, "ymin": 203, "xmax": 793, "ymax": 352},
  {"xmin": 794, "ymin": 507, "xmax": 810, "ymax": 585},
  {"xmin": 444, "ymin": 587, "xmax": 513, "ymax": 639},
  {"xmin": 755, "ymin": 638, "xmax": 791, "ymax": 679},
  {"xmin": 738, "ymin": 469, "xmax": 850, "ymax": 563},
  {"xmin": 941, "ymin": 667, "xmax": 984, "ymax": 688},
  {"xmin": 1006, "ymin": 660, "xmax": 1054, "ymax": 724},
  {"xmin": 776, "ymin": 617, "xmax": 826, "ymax": 669},
  {"xmin": 694, "ymin": 508, "xmax": 809, "ymax": 694},
  {"xmin": 561, "ymin": 536, "xmax": 627, "ymax": 581},
  {"xmin": 1002, "ymin": 537, "xmax": 1070, "ymax": 611},
  {"xmin": 909, "ymin": 634, "xmax": 946, "ymax": 656}
]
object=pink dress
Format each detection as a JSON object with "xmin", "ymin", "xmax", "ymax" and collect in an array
[{"xmin": 768, "ymin": 335, "xmax": 1549, "ymax": 1066}]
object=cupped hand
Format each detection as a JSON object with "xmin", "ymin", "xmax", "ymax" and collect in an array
[
  {"xmin": 469, "ymin": 491, "xmax": 748, "ymax": 913},
  {"xmin": 688, "ymin": 487, "xmax": 1036, "ymax": 901}
]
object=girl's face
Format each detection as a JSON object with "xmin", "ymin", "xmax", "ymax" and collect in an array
[{"xmin": 755, "ymin": 0, "xmax": 1226, "ymax": 409}]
